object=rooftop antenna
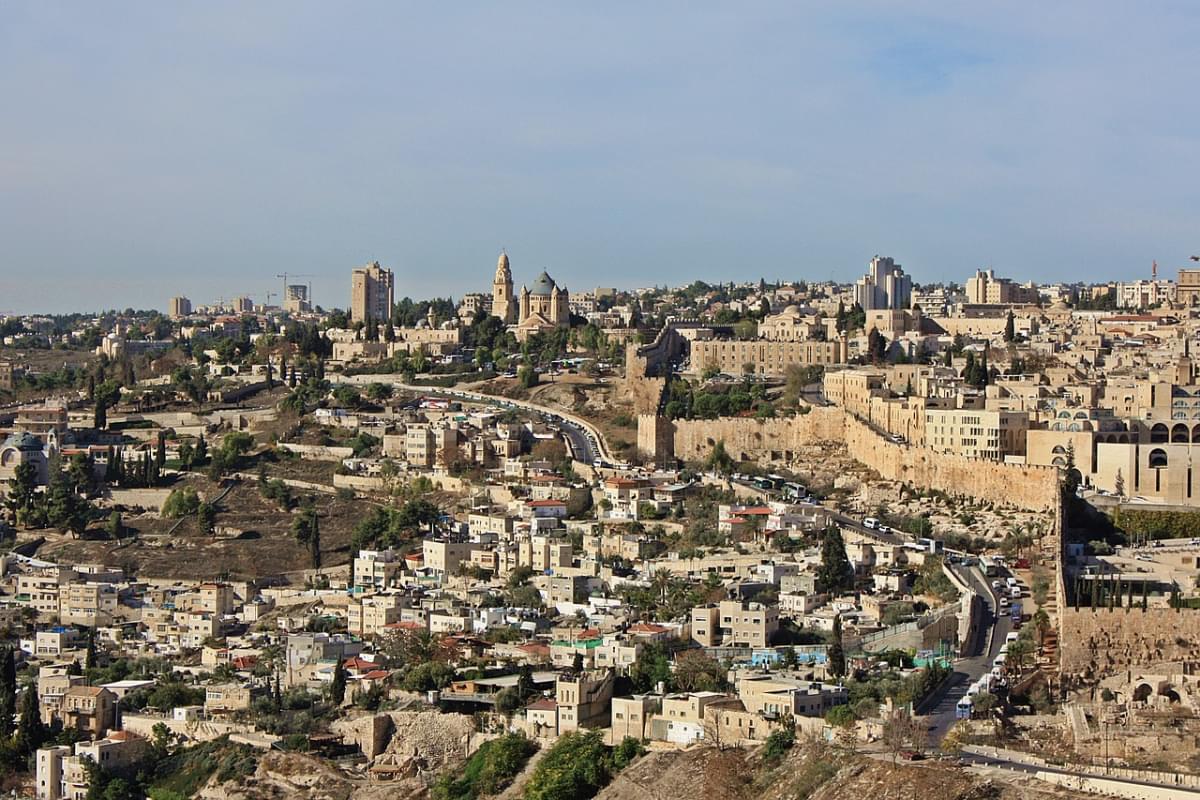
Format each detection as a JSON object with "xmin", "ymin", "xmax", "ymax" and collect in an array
[{"xmin": 1153, "ymin": 260, "xmax": 1158, "ymax": 281}]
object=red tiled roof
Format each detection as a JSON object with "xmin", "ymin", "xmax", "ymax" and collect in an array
[
  {"xmin": 526, "ymin": 698, "xmax": 557, "ymax": 711},
  {"xmin": 527, "ymin": 499, "xmax": 566, "ymax": 507}
]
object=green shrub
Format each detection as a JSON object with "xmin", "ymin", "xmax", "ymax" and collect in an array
[
  {"xmin": 523, "ymin": 730, "xmax": 610, "ymax": 800},
  {"xmin": 432, "ymin": 733, "xmax": 537, "ymax": 800},
  {"xmin": 161, "ymin": 487, "xmax": 200, "ymax": 518},
  {"xmin": 763, "ymin": 728, "xmax": 795, "ymax": 761}
]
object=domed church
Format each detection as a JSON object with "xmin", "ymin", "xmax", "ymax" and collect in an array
[{"xmin": 490, "ymin": 251, "xmax": 570, "ymax": 340}]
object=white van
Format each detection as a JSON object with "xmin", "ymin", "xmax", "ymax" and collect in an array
[
  {"xmin": 1006, "ymin": 577, "xmax": 1019, "ymax": 588},
  {"xmin": 993, "ymin": 653, "xmax": 1007, "ymax": 667},
  {"xmin": 863, "ymin": 517, "xmax": 880, "ymax": 530},
  {"xmin": 1006, "ymin": 632, "xmax": 1020, "ymax": 643}
]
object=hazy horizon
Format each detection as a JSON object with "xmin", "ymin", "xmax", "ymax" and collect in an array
[{"xmin": 2, "ymin": 2, "xmax": 1199, "ymax": 315}]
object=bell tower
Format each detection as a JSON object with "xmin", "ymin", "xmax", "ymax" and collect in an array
[{"xmin": 491, "ymin": 251, "xmax": 516, "ymax": 324}]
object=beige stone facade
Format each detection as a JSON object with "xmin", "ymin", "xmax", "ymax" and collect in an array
[
  {"xmin": 350, "ymin": 261, "xmax": 395, "ymax": 323},
  {"xmin": 689, "ymin": 338, "xmax": 846, "ymax": 377}
]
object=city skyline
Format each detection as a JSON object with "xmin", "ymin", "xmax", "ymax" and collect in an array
[{"xmin": 3, "ymin": 2, "xmax": 1200, "ymax": 313}]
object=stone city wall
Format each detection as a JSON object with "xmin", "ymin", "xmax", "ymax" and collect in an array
[
  {"xmin": 669, "ymin": 408, "xmax": 1058, "ymax": 512},
  {"xmin": 841, "ymin": 415, "xmax": 1060, "ymax": 512},
  {"xmin": 1059, "ymin": 606, "xmax": 1200, "ymax": 678},
  {"xmin": 671, "ymin": 407, "xmax": 846, "ymax": 462}
]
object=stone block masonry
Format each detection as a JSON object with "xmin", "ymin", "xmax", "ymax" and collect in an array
[{"xmin": 665, "ymin": 407, "xmax": 1059, "ymax": 512}]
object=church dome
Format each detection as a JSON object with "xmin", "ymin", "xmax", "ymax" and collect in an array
[
  {"xmin": 2, "ymin": 432, "xmax": 42, "ymax": 452},
  {"xmin": 529, "ymin": 271, "xmax": 557, "ymax": 297}
]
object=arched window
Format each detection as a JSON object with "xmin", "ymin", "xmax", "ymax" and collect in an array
[
  {"xmin": 1151, "ymin": 423, "xmax": 1169, "ymax": 444},
  {"xmin": 1173, "ymin": 423, "xmax": 1190, "ymax": 443},
  {"xmin": 1149, "ymin": 448, "xmax": 1169, "ymax": 469},
  {"xmin": 1051, "ymin": 445, "xmax": 1067, "ymax": 455}
]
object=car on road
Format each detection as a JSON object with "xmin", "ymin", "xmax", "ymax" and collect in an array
[
  {"xmin": 991, "ymin": 580, "xmax": 1003, "ymax": 590},
  {"xmin": 863, "ymin": 517, "xmax": 880, "ymax": 530}
]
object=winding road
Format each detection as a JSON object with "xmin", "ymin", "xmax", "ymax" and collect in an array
[{"xmin": 340, "ymin": 375, "xmax": 615, "ymax": 465}]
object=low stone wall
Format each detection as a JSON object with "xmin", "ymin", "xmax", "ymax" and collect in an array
[
  {"xmin": 105, "ymin": 488, "xmax": 174, "ymax": 511},
  {"xmin": 279, "ymin": 442, "xmax": 354, "ymax": 460}
]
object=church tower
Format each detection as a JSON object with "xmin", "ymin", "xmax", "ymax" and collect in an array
[{"xmin": 492, "ymin": 251, "xmax": 516, "ymax": 324}]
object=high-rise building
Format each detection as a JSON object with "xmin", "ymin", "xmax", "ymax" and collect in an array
[
  {"xmin": 350, "ymin": 261, "xmax": 394, "ymax": 323},
  {"xmin": 233, "ymin": 296, "xmax": 254, "ymax": 314},
  {"xmin": 852, "ymin": 256, "xmax": 911, "ymax": 311},
  {"xmin": 285, "ymin": 284, "xmax": 311, "ymax": 314},
  {"xmin": 169, "ymin": 297, "xmax": 192, "ymax": 319}
]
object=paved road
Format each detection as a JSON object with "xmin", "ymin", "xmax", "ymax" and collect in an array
[
  {"xmin": 339, "ymin": 376, "xmax": 612, "ymax": 464},
  {"xmin": 960, "ymin": 750, "xmax": 1200, "ymax": 796},
  {"xmin": 923, "ymin": 565, "xmax": 1014, "ymax": 744}
]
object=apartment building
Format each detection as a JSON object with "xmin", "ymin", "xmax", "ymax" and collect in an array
[
  {"xmin": 168, "ymin": 296, "xmax": 192, "ymax": 318},
  {"xmin": 347, "ymin": 595, "xmax": 405, "ymax": 637},
  {"xmin": 350, "ymin": 261, "xmax": 395, "ymax": 323},
  {"xmin": 18, "ymin": 568, "xmax": 75, "ymax": 617},
  {"xmin": 422, "ymin": 538, "xmax": 473, "ymax": 576},
  {"xmin": 37, "ymin": 667, "xmax": 86, "ymax": 725},
  {"xmin": 205, "ymin": 684, "xmax": 252, "ymax": 714},
  {"xmin": 924, "ymin": 408, "xmax": 1029, "ymax": 461},
  {"xmin": 58, "ymin": 583, "xmax": 118, "ymax": 627},
  {"xmin": 15, "ymin": 404, "xmax": 69, "ymax": 438},
  {"xmin": 61, "ymin": 686, "xmax": 117, "ymax": 737},
  {"xmin": 555, "ymin": 671, "xmax": 614, "ymax": 733},
  {"xmin": 353, "ymin": 549, "xmax": 405, "ymax": 591},
  {"xmin": 37, "ymin": 732, "xmax": 147, "ymax": 800},
  {"xmin": 690, "ymin": 600, "xmax": 779, "ymax": 649},
  {"xmin": 611, "ymin": 695, "xmax": 661, "ymax": 742},
  {"xmin": 965, "ymin": 269, "xmax": 1039, "ymax": 305},
  {"xmin": 735, "ymin": 673, "xmax": 847, "ymax": 718},
  {"xmin": 822, "ymin": 369, "xmax": 886, "ymax": 418},
  {"xmin": 194, "ymin": 583, "xmax": 235, "ymax": 616}
]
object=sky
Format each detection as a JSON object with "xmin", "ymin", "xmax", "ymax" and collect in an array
[{"xmin": 1, "ymin": 2, "xmax": 1199, "ymax": 314}]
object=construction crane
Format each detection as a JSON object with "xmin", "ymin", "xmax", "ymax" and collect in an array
[
  {"xmin": 264, "ymin": 291, "xmax": 277, "ymax": 308},
  {"xmin": 276, "ymin": 273, "xmax": 315, "ymax": 309}
]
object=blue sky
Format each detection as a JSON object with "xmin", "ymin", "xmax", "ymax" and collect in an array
[{"xmin": 1, "ymin": 2, "xmax": 1198, "ymax": 314}]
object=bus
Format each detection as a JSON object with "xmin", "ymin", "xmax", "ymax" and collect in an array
[
  {"xmin": 782, "ymin": 482, "xmax": 807, "ymax": 500},
  {"xmin": 980, "ymin": 556, "xmax": 999, "ymax": 577},
  {"xmin": 955, "ymin": 697, "xmax": 974, "ymax": 720}
]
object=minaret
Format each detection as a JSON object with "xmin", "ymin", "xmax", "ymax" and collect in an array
[{"xmin": 492, "ymin": 251, "xmax": 516, "ymax": 323}]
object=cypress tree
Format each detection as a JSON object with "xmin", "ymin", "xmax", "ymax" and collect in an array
[
  {"xmin": 0, "ymin": 647, "xmax": 16, "ymax": 738},
  {"xmin": 330, "ymin": 659, "xmax": 346, "ymax": 704},
  {"xmin": 828, "ymin": 615, "xmax": 846, "ymax": 678},
  {"xmin": 15, "ymin": 686, "xmax": 46, "ymax": 755},
  {"xmin": 817, "ymin": 525, "xmax": 853, "ymax": 594}
]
